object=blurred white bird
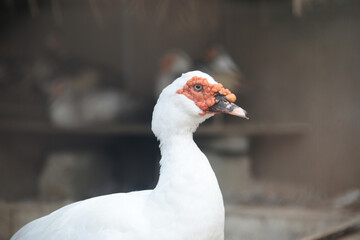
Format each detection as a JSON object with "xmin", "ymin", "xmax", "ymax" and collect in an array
[
  {"xmin": 26, "ymin": 55, "xmax": 142, "ymax": 127},
  {"xmin": 199, "ymin": 44, "xmax": 245, "ymax": 91},
  {"xmin": 333, "ymin": 189, "xmax": 360, "ymax": 209},
  {"xmin": 39, "ymin": 151, "xmax": 117, "ymax": 201},
  {"xmin": 155, "ymin": 49, "xmax": 193, "ymax": 97},
  {"xmin": 11, "ymin": 71, "xmax": 248, "ymax": 240},
  {"xmin": 46, "ymin": 69, "xmax": 139, "ymax": 127}
]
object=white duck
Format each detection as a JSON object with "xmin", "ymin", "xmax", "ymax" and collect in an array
[{"xmin": 11, "ymin": 71, "xmax": 248, "ymax": 240}]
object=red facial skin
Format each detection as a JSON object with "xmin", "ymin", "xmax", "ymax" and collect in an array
[{"xmin": 176, "ymin": 76, "xmax": 237, "ymax": 116}]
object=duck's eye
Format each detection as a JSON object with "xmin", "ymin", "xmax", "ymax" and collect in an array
[{"xmin": 193, "ymin": 84, "xmax": 203, "ymax": 91}]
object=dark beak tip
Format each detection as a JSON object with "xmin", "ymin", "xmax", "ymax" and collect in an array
[{"xmin": 244, "ymin": 111, "xmax": 249, "ymax": 120}]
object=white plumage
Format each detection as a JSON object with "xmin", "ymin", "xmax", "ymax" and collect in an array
[{"xmin": 11, "ymin": 71, "xmax": 248, "ymax": 240}]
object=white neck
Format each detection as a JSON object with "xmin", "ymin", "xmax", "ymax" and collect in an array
[
  {"xmin": 154, "ymin": 131, "xmax": 222, "ymax": 204},
  {"xmin": 156, "ymin": 133, "xmax": 203, "ymax": 189},
  {"xmin": 150, "ymin": 129, "xmax": 225, "ymax": 240}
]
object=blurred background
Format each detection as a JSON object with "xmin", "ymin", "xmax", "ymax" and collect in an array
[{"xmin": 1, "ymin": 0, "xmax": 360, "ymax": 239}]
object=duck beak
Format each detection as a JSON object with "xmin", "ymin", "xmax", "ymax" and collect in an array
[{"xmin": 208, "ymin": 94, "xmax": 249, "ymax": 119}]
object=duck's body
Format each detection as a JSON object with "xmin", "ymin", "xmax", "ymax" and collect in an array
[
  {"xmin": 13, "ymin": 136, "xmax": 224, "ymax": 240},
  {"xmin": 11, "ymin": 71, "xmax": 247, "ymax": 240}
]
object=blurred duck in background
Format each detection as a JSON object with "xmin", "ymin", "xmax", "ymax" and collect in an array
[
  {"xmin": 155, "ymin": 45, "xmax": 245, "ymax": 99},
  {"xmin": 155, "ymin": 49, "xmax": 193, "ymax": 97},
  {"xmin": 39, "ymin": 151, "xmax": 117, "ymax": 201},
  {"xmin": 47, "ymin": 69, "xmax": 139, "ymax": 127},
  {"xmin": 199, "ymin": 44, "xmax": 245, "ymax": 92},
  {"xmin": 29, "ymin": 57, "xmax": 142, "ymax": 128}
]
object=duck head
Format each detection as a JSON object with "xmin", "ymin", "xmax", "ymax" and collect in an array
[{"xmin": 152, "ymin": 71, "xmax": 248, "ymax": 140}]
